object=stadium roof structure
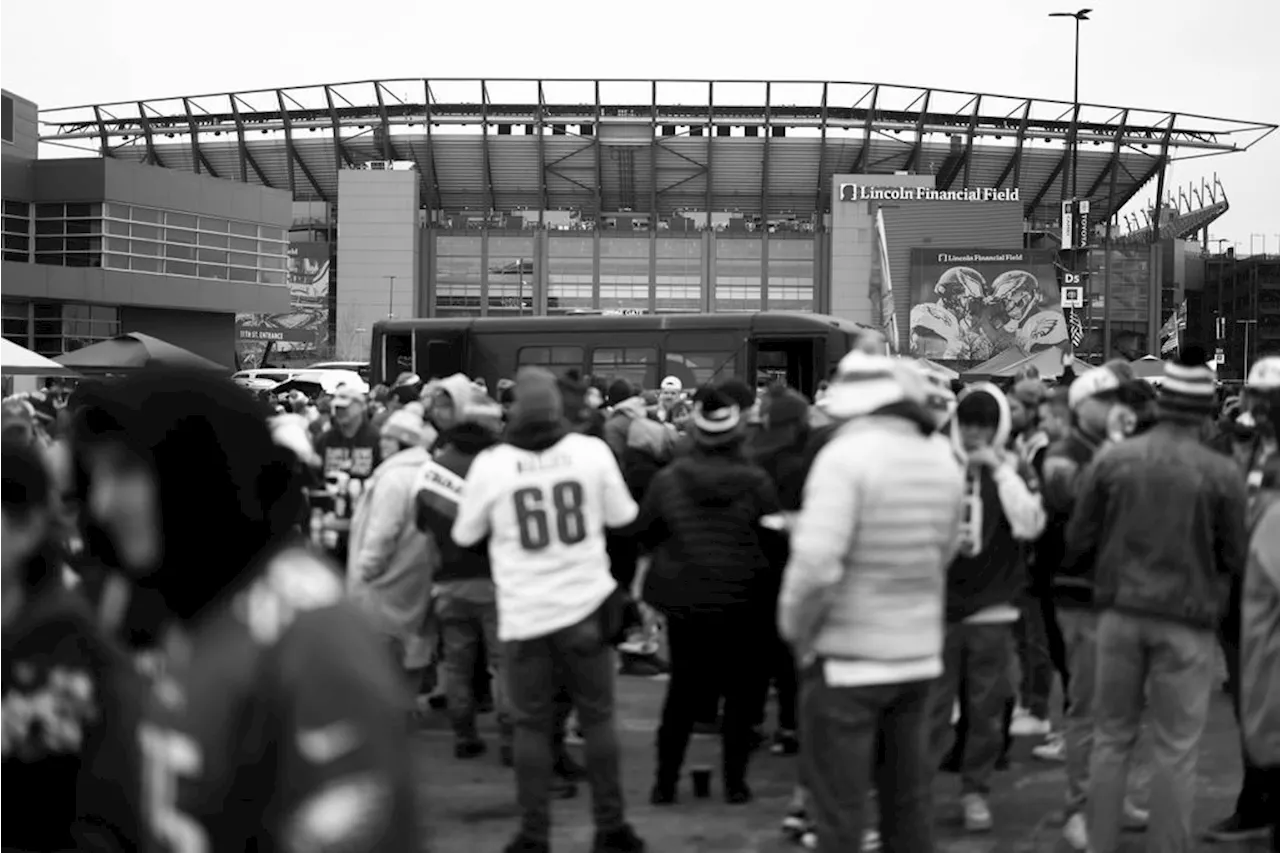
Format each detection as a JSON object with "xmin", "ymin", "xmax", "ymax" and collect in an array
[{"xmin": 38, "ymin": 78, "xmax": 1277, "ymax": 232}]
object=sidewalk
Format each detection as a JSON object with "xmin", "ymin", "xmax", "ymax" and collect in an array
[{"xmin": 415, "ymin": 675, "xmax": 1270, "ymax": 852}]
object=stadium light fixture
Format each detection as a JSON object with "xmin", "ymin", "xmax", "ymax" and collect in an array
[{"xmin": 1050, "ymin": 8, "xmax": 1092, "ymax": 201}]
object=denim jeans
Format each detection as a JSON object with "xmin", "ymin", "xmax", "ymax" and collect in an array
[
  {"xmin": 504, "ymin": 611, "xmax": 626, "ymax": 843},
  {"xmin": 436, "ymin": 582, "xmax": 509, "ymax": 744},
  {"xmin": 1088, "ymin": 611, "xmax": 1214, "ymax": 853},
  {"xmin": 930, "ymin": 622, "xmax": 1013, "ymax": 796},
  {"xmin": 1057, "ymin": 608, "xmax": 1097, "ymax": 814},
  {"xmin": 801, "ymin": 668, "xmax": 934, "ymax": 853}
]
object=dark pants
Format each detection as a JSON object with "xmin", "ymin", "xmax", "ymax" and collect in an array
[
  {"xmin": 1016, "ymin": 597, "xmax": 1054, "ymax": 719},
  {"xmin": 931, "ymin": 622, "xmax": 1013, "ymax": 796},
  {"xmin": 504, "ymin": 613, "xmax": 625, "ymax": 843},
  {"xmin": 1038, "ymin": 594, "xmax": 1071, "ymax": 704},
  {"xmin": 656, "ymin": 608, "xmax": 768, "ymax": 790},
  {"xmin": 1219, "ymin": 594, "xmax": 1274, "ymax": 824},
  {"xmin": 436, "ymin": 588, "xmax": 509, "ymax": 744},
  {"xmin": 801, "ymin": 670, "xmax": 934, "ymax": 853},
  {"xmin": 752, "ymin": 630, "xmax": 799, "ymax": 733}
]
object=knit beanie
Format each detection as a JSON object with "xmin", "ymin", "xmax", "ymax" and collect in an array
[
  {"xmin": 691, "ymin": 388, "xmax": 742, "ymax": 446},
  {"xmin": 715, "ymin": 377, "xmax": 756, "ymax": 411},
  {"xmin": 511, "ymin": 367, "xmax": 564, "ymax": 425},
  {"xmin": 606, "ymin": 378, "xmax": 634, "ymax": 408},
  {"xmin": 381, "ymin": 408, "xmax": 430, "ymax": 447},
  {"xmin": 1158, "ymin": 346, "xmax": 1216, "ymax": 420}
]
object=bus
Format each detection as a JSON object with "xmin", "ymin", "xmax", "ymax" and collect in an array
[{"xmin": 370, "ymin": 312, "xmax": 884, "ymax": 399}]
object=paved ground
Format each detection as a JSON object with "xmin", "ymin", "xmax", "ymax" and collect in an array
[{"xmin": 415, "ymin": 675, "xmax": 1271, "ymax": 853}]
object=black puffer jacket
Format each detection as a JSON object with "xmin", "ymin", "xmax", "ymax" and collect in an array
[{"xmin": 638, "ymin": 447, "xmax": 780, "ymax": 615}]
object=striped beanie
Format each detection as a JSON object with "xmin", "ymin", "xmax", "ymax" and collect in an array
[
  {"xmin": 1159, "ymin": 346, "xmax": 1216, "ymax": 419},
  {"xmin": 820, "ymin": 351, "xmax": 909, "ymax": 420},
  {"xmin": 691, "ymin": 388, "xmax": 742, "ymax": 445}
]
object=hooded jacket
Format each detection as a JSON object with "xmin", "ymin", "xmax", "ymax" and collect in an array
[
  {"xmin": 69, "ymin": 368, "xmax": 421, "ymax": 852},
  {"xmin": 638, "ymin": 446, "xmax": 781, "ymax": 615},
  {"xmin": 1243, "ymin": 490, "xmax": 1280, "ymax": 768},
  {"xmin": 945, "ymin": 383, "xmax": 1045, "ymax": 623},
  {"xmin": 415, "ymin": 424, "xmax": 499, "ymax": 584},
  {"xmin": 347, "ymin": 445, "xmax": 437, "ymax": 670}
]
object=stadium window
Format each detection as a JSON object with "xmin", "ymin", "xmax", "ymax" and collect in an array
[
  {"xmin": 591, "ymin": 347, "xmax": 656, "ymax": 390},
  {"xmin": 517, "ymin": 346, "xmax": 583, "ymax": 375}
]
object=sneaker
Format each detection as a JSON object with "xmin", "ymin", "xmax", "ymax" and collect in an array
[
  {"xmin": 1062, "ymin": 812, "xmax": 1089, "ymax": 851},
  {"xmin": 1009, "ymin": 708, "xmax": 1052, "ymax": 737},
  {"xmin": 961, "ymin": 793, "xmax": 994, "ymax": 833},
  {"xmin": 861, "ymin": 828, "xmax": 882, "ymax": 851},
  {"xmin": 781, "ymin": 809, "xmax": 811, "ymax": 840},
  {"xmin": 453, "ymin": 738, "xmax": 487, "ymax": 760},
  {"xmin": 771, "ymin": 729, "xmax": 799, "ymax": 756},
  {"xmin": 1202, "ymin": 813, "xmax": 1272, "ymax": 842},
  {"xmin": 564, "ymin": 727, "xmax": 585, "ymax": 747},
  {"xmin": 1031, "ymin": 733, "xmax": 1066, "ymax": 763},
  {"xmin": 798, "ymin": 830, "xmax": 818, "ymax": 850},
  {"xmin": 1123, "ymin": 799, "xmax": 1149, "ymax": 830},
  {"xmin": 592, "ymin": 823, "xmax": 647, "ymax": 853},
  {"xmin": 503, "ymin": 834, "xmax": 550, "ymax": 853}
]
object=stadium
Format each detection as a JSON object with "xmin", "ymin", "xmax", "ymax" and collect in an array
[{"xmin": 4, "ymin": 78, "xmax": 1275, "ymax": 370}]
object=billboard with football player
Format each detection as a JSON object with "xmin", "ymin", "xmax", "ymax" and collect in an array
[{"xmin": 907, "ymin": 248, "xmax": 1066, "ymax": 362}]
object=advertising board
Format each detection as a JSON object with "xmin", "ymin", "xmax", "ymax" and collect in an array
[{"xmin": 235, "ymin": 241, "xmax": 331, "ymax": 346}]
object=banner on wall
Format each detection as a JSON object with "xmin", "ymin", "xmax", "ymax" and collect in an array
[
  {"xmin": 907, "ymin": 248, "xmax": 1067, "ymax": 362},
  {"xmin": 236, "ymin": 241, "xmax": 331, "ymax": 346}
]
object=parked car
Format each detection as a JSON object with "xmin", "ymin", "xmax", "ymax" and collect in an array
[
  {"xmin": 307, "ymin": 361, "xmax": 371, "ymax": 383},
  {"xmin": 232, "ymin": 368, "xmax": 302, "ymax": 392},
  {"xmin": 269, "ymin": 369, "xmax": 369, "ymax": 399}
]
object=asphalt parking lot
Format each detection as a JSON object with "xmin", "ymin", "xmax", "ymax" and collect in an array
[{"xmin": 414, "ymin": 674, "xmax": 1271, "ymax": 852}]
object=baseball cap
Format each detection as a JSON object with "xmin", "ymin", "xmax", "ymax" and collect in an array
[
  {"xmin": 331, "ymin": 384, "xmax": 365, "ymax": 409},
  {"xmin": 660, "ymin": 375, "xmax": 683, "ymax": 393}
]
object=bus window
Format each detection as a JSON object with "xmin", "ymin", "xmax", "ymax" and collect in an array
[
  {"xmin": 591, "ymin": 346, "xmax": 657, "ymax": 390},
  {"xmin": 755, "ymin": 339, "xmax": 817, "ymax": 394},
  {"xmin": 517, "ymin": 345, "xmax": 584, "ymax": 377},
  {"xmin": 382, "ymin": 332, "xmax": 413, "ymax": 384},
  {"xmin": 663, "ymin": 351, "xmax": 737, "ymax": 390}
]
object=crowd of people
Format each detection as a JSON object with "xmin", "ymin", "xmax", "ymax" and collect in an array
[{"xmin": 2, "ymin": 337, "xmax": 1278, "ymax": 853}]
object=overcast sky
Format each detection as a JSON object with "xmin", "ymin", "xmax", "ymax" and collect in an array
[{"xmin": 3, "ymin": 0, "xmax": 1277, "ymax": 252}]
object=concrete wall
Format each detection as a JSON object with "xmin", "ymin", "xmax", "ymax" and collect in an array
[
  {"xmin": 336, "ymin": 170, "xmax": 420, "ymax": 359},
  {"xmin": 1, "ymin": 90, "xmax": 39, "ymax": 162},
  {"xmin": 828, "ymin": 174, "xmax": 935, "ymax": 324},
  {"xmin": 1, "ymin": 262, "xmax": 288, "ymax": 315},
  {"xmin": 827, "ymin": 174, "xmax": 1024, "ymax": 341},
  {"xmin": 28, "ymin": 158, "xmax": 292, "ymax": 225},
  {"xmin": 119, "ymin": 306, "xmax": 236, "ymax": 368}
]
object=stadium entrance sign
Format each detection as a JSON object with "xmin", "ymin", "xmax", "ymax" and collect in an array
[{"xmin": 839, "ymin": 184, "xmax": 1020, "ymax": 203}]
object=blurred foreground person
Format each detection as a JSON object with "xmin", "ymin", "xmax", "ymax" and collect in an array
[
  {"xmin": 453, "ymin": 367, "xmax": 646, "ymax": 853},
  {"xmin": 779, "ymin": 353, "xmax": 964, "ymax": 853},
  {"xmin": 72, "ymin": 367, "xmax": 419, "ymax": 853},
  {"xmin": 1068, "ymin": 349, "xmax": 1248, "ymax": 853},
  {"xmin": 2, "ymin": 436, "xmax": 143, "ymax": 852}
]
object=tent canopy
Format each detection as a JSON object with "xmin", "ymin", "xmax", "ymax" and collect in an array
[
  {"xmin": 959, "ymin": 347, "xmax": 1031, "ymax": 381},
  {"xmin": 1, "ymin": 338, "xmax": 79, "ymax": 377},
  {"xmin": 964, "ymin": 347, "xmax": 1091, "ymax": 381},
  {"xmin": 915, "ymin": 357, "xmax": 959, "ymax": 380},
  {"xmin": 55, "ymin": 333, "xmax": 227, "ymax": 373}
]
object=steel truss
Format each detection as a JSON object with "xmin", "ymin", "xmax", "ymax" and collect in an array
[{"xmin": 39, "ymin": 78, "xmax": 1276, "ymax": 228}]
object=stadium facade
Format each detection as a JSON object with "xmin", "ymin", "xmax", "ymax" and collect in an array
[
  {"xmin": 2, "ymin": 90, "xmax": 291, "ymax": 366},
  {"xmin": 9, "ymin": 79, "xmax": 1277, "ymax": 373}
]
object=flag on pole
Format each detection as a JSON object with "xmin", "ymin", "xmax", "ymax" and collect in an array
[
  {"xmin": 1067, "ymin": 309, "xmax": 1085, "ymax": 347},
  {"xmin": 1158, "ymin": 300, "xmax": 1188, "ymax": 355},
  {"xmin": 874, "ymin": 208, "xmax": 901, "ymax": 353}
]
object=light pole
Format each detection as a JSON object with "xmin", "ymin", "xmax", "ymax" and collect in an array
[
  {"xmin": 384, "ymin": 275, "xmax": 396, "ymax": 319},
  {"xmin": 1050, "ymin": 8, "xmax": 1091, "ymax": 201},
  {"xmin": 1238, "ymin": 318, "xmax": 1258, "ymax": 379}
]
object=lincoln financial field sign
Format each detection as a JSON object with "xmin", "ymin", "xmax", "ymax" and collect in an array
[{"xmin": 839, "ymin": 183, "xmax": 1021, "ymax": 203}]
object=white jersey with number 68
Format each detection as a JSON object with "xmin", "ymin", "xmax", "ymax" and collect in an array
[{"xmin": 452, "ymin": 432, "xmax": 639, "ymax": 641}]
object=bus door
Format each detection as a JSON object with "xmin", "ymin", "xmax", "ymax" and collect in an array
[
  {"xmin": 413, "ymin": 329, "xmax": 467, "ymax": 380},
  {"xmin": 751, "ymin": 336, "xmax": 826, "ymax": 397},
  {"xmin": 380, "ymin": 330, "xmax": 414, "ymax": 384}
]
